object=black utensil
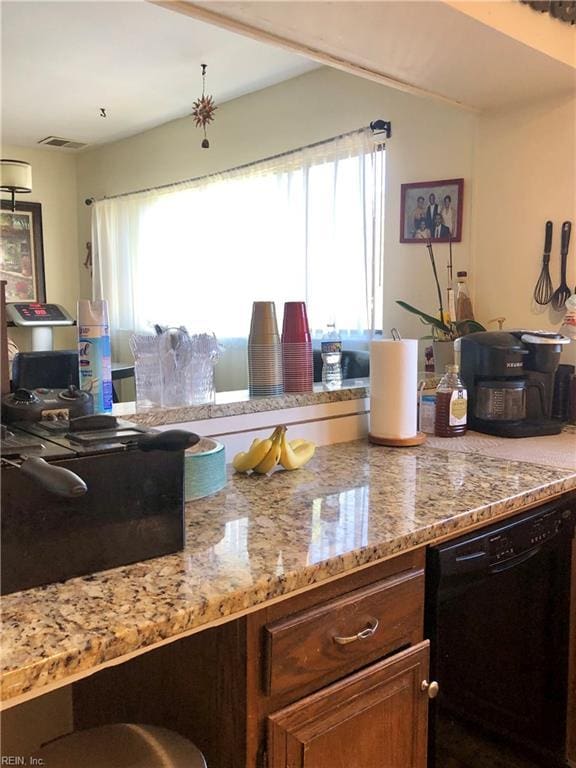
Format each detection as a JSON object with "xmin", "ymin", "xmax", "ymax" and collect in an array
[
  {"xmin": 533, "ymin": 221, "xmax": 554, "ymax": 305},
  {"xmin": 551, "ymin": 221, "xmax": 572, "ymax": 310},
  {"xmin": 137, "ymin": 429, "xmax": 200, "ymax": 452}
]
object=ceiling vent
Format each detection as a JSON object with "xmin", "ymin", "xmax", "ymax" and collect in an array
[{"xmin": 37, "ymin": 136, "xmax": 87, "ymax": 150}]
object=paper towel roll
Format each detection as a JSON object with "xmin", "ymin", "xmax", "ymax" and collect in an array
[{"xmin": 370, "ymin": 339, "xmax": 418, "ymax": 439}]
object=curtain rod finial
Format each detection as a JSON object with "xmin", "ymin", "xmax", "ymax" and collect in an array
[{"xmin": 370, "ymin": 120, "xmax": 391, "ymax": 139}]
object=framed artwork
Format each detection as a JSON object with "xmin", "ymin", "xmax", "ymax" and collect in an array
[
  {"xmin": 0, "ymin": 201, "xmax": 46, "ymax": 302},
  {"xmin": 400, "ymin": 178, "xmax": 464, "ymax": 244}
]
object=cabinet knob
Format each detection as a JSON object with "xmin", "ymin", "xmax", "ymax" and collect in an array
[
  {"xmin": 421, "ymin": 680, "xmax": 440, "ymax": 699},
  {"xmin": 333, "ymin": 618, "xmax": 379, "ymax": 645}
]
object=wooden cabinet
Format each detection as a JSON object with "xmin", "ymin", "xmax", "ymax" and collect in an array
[
  {"xmin": 267, "ymin": 642, "xmax": 430, "ymax": 768},
  {"xmin": 246, "ymin": 550, "xmax": 427, "ymax": 768},
  {"xmin": 263, "ymin": 568, "xmax": 424, "ymax": 698},
  {"xmin": 73, "ymin": 549, "xmax": 430, "ymax": 768}
]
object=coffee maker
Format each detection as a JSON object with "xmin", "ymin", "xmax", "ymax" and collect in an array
[{"xmin": 460, "ymin": 331, "xmax": 570, "ymax": 437}]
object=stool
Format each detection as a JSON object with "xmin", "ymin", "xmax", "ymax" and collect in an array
[{"xmin": 32, "ymin": 723, "xmax": 207, "ymax": 767}]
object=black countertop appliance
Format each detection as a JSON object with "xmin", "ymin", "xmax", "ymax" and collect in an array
[
  {"xmin": 0, "ymin": 415, "xmax": 199, "ymax": 595},
  {"xmin": 460, "ymin": 330, "xmax": 570, "ymax": 437}
]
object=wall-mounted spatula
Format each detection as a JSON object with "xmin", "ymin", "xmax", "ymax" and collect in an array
[
  {"xmin": 551, "ymin": 221, "xmax": 572, "ymax": 311},
  {"xmin": 533, "ymin": 220, "xmax": 554, "ymax": 305}
]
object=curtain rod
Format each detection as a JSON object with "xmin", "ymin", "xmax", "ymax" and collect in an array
[{"xmin": 84, "ymin": 119, "xmax": 390, "ymax": 205}]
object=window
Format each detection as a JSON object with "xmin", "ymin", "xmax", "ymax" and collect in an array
[{"xmin": 92, "ymin": 129, "xmax": 384, "ymax": 344}]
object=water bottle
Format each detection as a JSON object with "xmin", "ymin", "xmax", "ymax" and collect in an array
[{"xmin": 321, "ymin": 323, "xmax": 343, "ymax": 387}]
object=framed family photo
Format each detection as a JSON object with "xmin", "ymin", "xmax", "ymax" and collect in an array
[
  {"xmin": 400, "ymin": 178, "xmax": 463, "ymax": 244},
  {"xmin": 0, "ymin": 201, "xmax": 46, "ymax": 302}
]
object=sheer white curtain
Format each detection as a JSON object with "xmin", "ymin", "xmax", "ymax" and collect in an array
[{"xmin": 92, "ymin": 130, "xmax": 384, "ymax": 349}]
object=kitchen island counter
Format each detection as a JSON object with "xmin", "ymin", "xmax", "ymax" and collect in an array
[{"xmin": 2, "ymin": 438, "xmax": 575, "ymax": 708}]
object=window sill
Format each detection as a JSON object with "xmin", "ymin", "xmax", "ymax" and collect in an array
[{"xmin": 113, "ymin": 378, "xmax": 369, "ymax": 428}]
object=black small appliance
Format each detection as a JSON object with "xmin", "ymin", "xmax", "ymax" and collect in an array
[
  {"xmin": 2, "ymin": 385, "xmax": 93, "ymax": 423},
  {"xmin": 1, "ymin": 415, "xmax": 199, "ymax": 594},
  {"xmin": 460, "ymin": 331, "xmax": 570, "ymax": 437},
  {"xmin": 12, "ymin": 349, "xmax": 80, "ymax": 390}
]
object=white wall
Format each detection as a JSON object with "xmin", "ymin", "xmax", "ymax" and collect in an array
[
  {"xmin": 472, "ymin": 92, "xmax": 576, "ymax": 361},
  {"xmin": 77, "ymin": 67, "xmax": 478, "ymax": 348},
  {"xmin": 1, "ymin": 145, "xmax": 81, "ymax": 351},
  {"xmin": 7, "ymin": 69, "xmax": 574, "ymax": 381}
]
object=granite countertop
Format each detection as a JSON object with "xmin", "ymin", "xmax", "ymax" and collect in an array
[
  {"xmin": 113, "ymin": 379, "xmax": 369, "ymax": 427},
  {"xmin": 2, "ymin": 439, "xmax": 575, "ymax": 707}
]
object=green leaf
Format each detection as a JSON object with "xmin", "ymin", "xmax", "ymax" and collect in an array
[
  {"xmin": 455, "ymin": 319, "xmax": 486, "ymax": 335},
  {"xmin": 396, "ymin": 300, "xmax": 451, "ymax": 334}
]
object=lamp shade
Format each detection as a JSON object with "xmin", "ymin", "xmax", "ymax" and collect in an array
[{"xmin": 0, "ymin": 159, "xmax": 32, "ymax": 193}]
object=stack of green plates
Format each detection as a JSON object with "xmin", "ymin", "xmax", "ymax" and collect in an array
[{"xmin": 184, "ymin": 438, "xmax": 226, "ymax": 501}]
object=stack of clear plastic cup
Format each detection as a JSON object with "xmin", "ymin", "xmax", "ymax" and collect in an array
[
  {"xmin": 129, "ymin": 333, "xmax": 163, "ymax": 410},
  {"xmin": 186, "ymin": 332, "xmax": 222, "ymax": 405}
]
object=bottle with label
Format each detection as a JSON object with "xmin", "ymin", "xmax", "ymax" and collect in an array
[
  {"xmin": 78, "ymin": 299, "xmax": 113, "ymax": 413},
  {"xmin": 455, "ymin": 271, "xmax": 474, "ymax": 321},
  {"xmin": 434, "ymin": 364, "xmax": 467, "ymax": 437},
  {"xmin": 321, "ymin": 323, "xmax": 343, "ymax": 387}
]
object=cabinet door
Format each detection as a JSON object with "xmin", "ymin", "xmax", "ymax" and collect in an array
[{"xmin": 267, "ymin": 641, "xmax": 429, "ymax": 768}]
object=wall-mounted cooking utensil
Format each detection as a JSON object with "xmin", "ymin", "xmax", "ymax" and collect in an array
[
  {"xmin": 533, "ymin": 221, "xmax": 554, "ymax": 305},
  {"xmin": 551, "ymin": 221, "xmax": 572, "ymax": 311}
]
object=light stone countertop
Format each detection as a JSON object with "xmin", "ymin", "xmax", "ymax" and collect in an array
[
  {"xmin": 2, "ymin": 438, "xmax": 575, "ymax": 707},
  {"xmin": 113, "ymin": 379, "xmax": 369, "ymax": 427}
]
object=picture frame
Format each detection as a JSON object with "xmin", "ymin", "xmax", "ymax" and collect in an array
[
  {"xmin": 0, "ymin": 201, "xmax": 46, "ymax": 303},
  {"xmin": 400, "ymin": 178, "xmax": 463, "ymax": 244}
]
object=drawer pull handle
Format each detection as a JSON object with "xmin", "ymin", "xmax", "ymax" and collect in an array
[
  {"xmin": 333, "ymin": 618, "xmax": 379, "ymax": 645},
  {"xmin": 421, "ymin": 680, "xmax": 440, "ymax": 699}
]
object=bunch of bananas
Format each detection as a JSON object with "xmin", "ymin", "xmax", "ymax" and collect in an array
[{"xmin": 232, "ymin": 425, "xmax": 316, "ymax": 475}]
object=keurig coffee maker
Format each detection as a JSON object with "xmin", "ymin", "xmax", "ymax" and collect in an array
[{"xmin": 460, "ymin": 331, "xmax": 570, "ymax": 437}]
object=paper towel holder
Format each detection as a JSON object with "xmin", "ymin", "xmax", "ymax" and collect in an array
[
  {"xmin": 368, "ymin": 334, "xmax": 427, "ymax": 447},
  {"xmin": 368, "ymin": 432, "xmax": 427, "ymax": 447}
]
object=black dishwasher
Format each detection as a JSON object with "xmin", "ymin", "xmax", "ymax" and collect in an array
[{"xmin": 426, "ymin": 496, "xmax": 575, "ymax": 767}]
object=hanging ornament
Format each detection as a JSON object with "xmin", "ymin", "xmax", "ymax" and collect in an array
[{"xmin": 192, "ymin": 64, "xmax": 217, "ymax": 149}]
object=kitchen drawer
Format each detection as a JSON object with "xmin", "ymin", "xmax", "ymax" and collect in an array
[{"xmin": 263, "ymin": 566, "xmax": 424, "ymax": 698}]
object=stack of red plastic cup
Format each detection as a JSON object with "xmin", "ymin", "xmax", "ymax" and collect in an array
[
  {"xmin": 248, "ymin": 302, "xmax": 284, "ymax": 397},
  {"xmin": 281, "ymin": 301, "xmax": 313, "ymax": 392}
]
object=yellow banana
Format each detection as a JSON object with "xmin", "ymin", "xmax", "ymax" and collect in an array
[
  {"xmin": 232, "ymin": 436, "xmax": 273, "ymax": 473},
  {"xmin": 280, "ymin": 432, "xmax": 316, "ymax": 470},
  {"xmin": 253, "ymin": 426, "xmax": 285, "ymax": 475}
]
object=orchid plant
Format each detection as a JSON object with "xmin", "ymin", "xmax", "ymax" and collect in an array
[{"xmin": 396, "ymin": 239, "xmax": 485, "ymax": 341}]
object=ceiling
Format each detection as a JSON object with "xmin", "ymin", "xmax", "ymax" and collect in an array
[
  {"xmin": 183, "ymin": 0, "xmax": 576, "ymax": 111},
  {"xmin": 0, "ymin": 0, "xmax": 318, "ymax": 148},
  {"xmin": 2, "ymin": 1, "xmax": 574, "ymax": 151}
]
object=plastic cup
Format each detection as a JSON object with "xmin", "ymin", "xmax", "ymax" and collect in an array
[
  {"xmin": 249, "ymin": 302, "xmax": 280, "ymax": 342},
  {"xmin": 282, "ymin": 302, "xmax": 311, "ymax": 343}
]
